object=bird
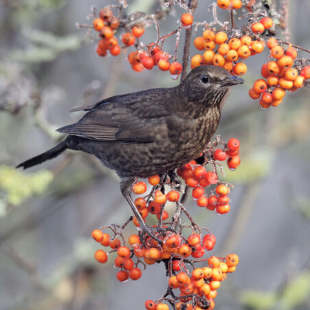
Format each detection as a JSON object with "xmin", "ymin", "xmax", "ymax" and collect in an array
[{"xmin": 17, "ymin": 65, "xmax": 243, "ymax": 238}]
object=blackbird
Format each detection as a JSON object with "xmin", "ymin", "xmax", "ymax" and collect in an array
[{"xmin": 17, "ymin": 65, "xmax": 243, "ymax": 237}]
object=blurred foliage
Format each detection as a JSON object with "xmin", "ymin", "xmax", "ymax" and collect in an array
[
  {"xmin": 224, "ymin": 150, "xmax": 273, "ymax": 184},
  {"xmin": 241, "ymin": 271, "xmax": 310, "ymax": 310},
  {"xmin": 294, "ymin": 197, "xmax": 310, "ymax": 219},
  {"xmin": 11, "ymin": 29, "xmax": 82, "ymax": 63},
  {"xmin": 0, "ymin": 165, "xmax": 53, "ymax": 208}
]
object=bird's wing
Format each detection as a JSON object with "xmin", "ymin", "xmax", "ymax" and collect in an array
[{"xmin": 57, "ymin": 88, "xmax": 173, "ymax": 143}]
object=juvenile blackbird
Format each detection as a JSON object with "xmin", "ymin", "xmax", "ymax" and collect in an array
[{"xmin": 17, "ymin": 65, "xmax": 243, "ymax": 237}]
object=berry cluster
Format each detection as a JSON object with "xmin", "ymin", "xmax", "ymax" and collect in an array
[
  {"xmin": 91, "ymin": 137, "xmax": 241, "ymax": 309},
  {"xmin": 249, "ymin": 38, "xmax": 310, "ymax": 108},
  {"xmin": 192, "ymin": 29, "xmax": 265, "ymax": 75}
]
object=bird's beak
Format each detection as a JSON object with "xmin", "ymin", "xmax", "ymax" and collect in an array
[{"xmin": 224, "ymin": 75, "xmax": 244, "ymax": 86}]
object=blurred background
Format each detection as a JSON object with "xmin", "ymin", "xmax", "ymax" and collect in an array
[{"xmin": 0, "ymin": 0, "xmax": 310, "ymax": 310}]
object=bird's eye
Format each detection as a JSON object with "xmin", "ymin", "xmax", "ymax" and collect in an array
[{"xmin": 200, "ymin": 75, "xmax": 209, "ymax": 84}]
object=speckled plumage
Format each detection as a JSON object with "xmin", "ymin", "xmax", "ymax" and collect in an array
[{"xmin": 17, "ymin": 65, "xmax": 243, "ymax": 178}]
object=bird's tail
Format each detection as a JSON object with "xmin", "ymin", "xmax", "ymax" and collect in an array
[{"xmin": 16, "ymin": 139, "xmax": 68, "ymax": 169}]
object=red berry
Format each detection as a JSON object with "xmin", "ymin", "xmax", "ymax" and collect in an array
[
  {"xmin": 227, "ymin": 138, "xmax": 240, "ymax": 151},
  {"xmin": 213, "ymin": 149, "xmax": 227, "ymax": 161}
]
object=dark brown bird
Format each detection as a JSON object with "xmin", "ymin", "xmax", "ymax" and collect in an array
[{"xmin": 17, "ymin": 65, "xmax": 243, "ymax": 237}]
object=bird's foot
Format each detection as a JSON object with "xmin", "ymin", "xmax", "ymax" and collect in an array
[{"xmin": 139, "ymin": 225, "xmax": 163, "ymax": 247}]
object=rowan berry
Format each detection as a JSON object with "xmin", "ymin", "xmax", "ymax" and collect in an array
[
  {"xmin": 208, "ymin": 195, "xmax": 218, "ymax": 210},
  {"xmin": 241, "ymin": 35, "xmax": 252, "ymax": 46},
  {"xmin": 251, "ymin": 22, "xmax": 265, "ymax": 34},
  {"xmin": 300, "ymin": 65, "xmax": 310, "ymax": 79},
  {"xmin": 217, "ymin": 0, "xmax": 231, "ymax": 9},
  {"xmin": 157, "ymin": 304, "xmax": 169, "ymax": 310},
  {"xmin": 132, "ymin": 25, "xmax": 144, "ymax": 38},
  {"xmin": 260, "ymin": 17, "xmax": 273, "ymax": 29},
  {"xmin": 271, "ymin": 45, "xmax": 284, "ymax": 59},
  {"xmin": 227, "ymin": 155, "xmax": 240, "ymax": 169},
  {"xmin": 179, "ymin": 244, "xmax": 192, "ymax": 257},
  {"xmin": 167, "ymin": 190, "xmax": 180, "ymax": 202},
  {"xmin": 132, "ymin": 62, "xmax": 144, "ymax": 72},
  {"xmin": 116, "ymin": 270, "xmax": 129, "ymax": 282},
  {"xmin": 94, "ymin": 249, "xmax": 108, "ymax": 263},
  {"xmin": 277, "ymin": 55, "xmax": 294, "ymax": 68},
  {"xmin": 224, "ymin": 61, "xmax": 233, "ymax": 72},
  {"xmin": 109, "ymin": 16, "xmax": 120, "ymax": 29},
  {"xmin": 101, "ymin": 233, "xmax": 110, "ymax": 246},
  {"xmin": 191, "ymin": 54, "xmax": 203, "ymax": 68},
  {"xmin": 158, "ymin": 59, "xmax": 170, "ymax": 71},
  {"xmin": 215, "ymin": 31, "xmax": 228, "ymax": 44},
  {"xmin": 238, "ymin": 45, "xmax": 251, "ymax": 58},
  {"xmin": 114, "ymin": 255, "xmax": 125, "ymax": 268},
  {"xmin": 249, "ymin": 88, "xmax": 261, "ymax": 99},
  {"xmin": 229, "ymin": 38, "xmax": 241, "ymax": 50},
  {"xmin": 122, "ymin": 32, "xmax": 135, "ymax": 46},
  {"xmin": 181, "ymin": 13, "xmax": 193, "ymax": 26},
  {"xmin": 261, "ymin": 92, "xmax": 273, "ymax": 104},
  {"xmin": 285, "ymin": 46, "xmax": 297, "ymax": 59},
  {"xmin": 93, "ymin": 18, "xmax": 105, "ymax": 31},
  {"xmin": 226, "ymin": 253, "xmax": 239, "ymax": 266},
  {"xmin": 233, "ymin": 62, "xmax": 247, "ymax": 75},
  {"xmin": 251, "ymin": 40, "xmax": 265, "ymax": 53},
  {"xmin": 100, "ymin": 26, "xmax": 114, "ymax": 39},
  {"xmin": 132, "ymin": 181, "xmax": 147, "ymax": 194},
  {"xmin": 294, "ymin": 75, "xmax": 304, "ymax": 88},
  {"xmin": 110, "ymin": 238, "xmax": 121, "ymax": 249},
  {"xmin": 124, "ymin": 258, "xmax": 135, "ymax": 270},
  {"xmin": 205, "ymin": 40, "xmax": 216, "ymax": 50},
  {"xmin": 253, "ymin": 79, "xmax": 268, "ymax": 93},
  {"xmin": 279, "ymin": 78, "xmax": 293, "ymax": 89},
  {"xmin": 187, "ymin": 233, "xmax": 201, "ymax": 246},
  {"xmin": 267, "ymin": 61, "xmax": 280, "ymax": 75},
  {"xmin": 129, "ymin": 267, "xmax": 142, "ymax": 280},
  {"xmin": 231, "ymin": 0, "xmax": 242, "ymax": 9},
  {"xmin": 272, "ymin": 87, "xmax": 286, "ymax": 100},
  {"xmin": 218, "ymin": 43, "xmax": 230, "ymax": 56},
  {"xmin": 203, "ymin": 29, "xmax": 216, "ymax": 41},
  {"xmin": 203, "ymin": 50, "xmax": 215, "ymax": 64},
  {"xmin": 213, "ymin": 54, "xmax": 225, "ymax": 67},
  {"xmin": 169, "ymin": 62, "xmax": 183, "ymax": 75},
  {"xmin": 216, "ymin": 204, "xmax": 231, "ymax": 214},
  {"xmin": 194, "ymin": 37, "xmax": 206, "ymax": 50},
  {"xmin": 110, "ymin": 45, "xmax": 121, "ymax": 56},
  {"xmin": 226, "ymin": 49, "xmax": 239, "ymax": 61},
  {"xmin": 192, "ymin": 186, "xmax": 205, "ymax": 199},
  {"xmin": 216, "ymin": 184, "xmax": 230, "ymax": 196},
  {"xmin": 92, "ymin": 229, "xmax": 103, "ymax": 242},
  {"xmin": 145, "ymin": 300, "xmax": 157, "ymax": 310},
  {"xmin": 196, "ymin": 195, "xmax": 208, "ymax": 207},
  {"xmin": 267, "ymin": 76, "xmax": 279, "ymax": 87}
]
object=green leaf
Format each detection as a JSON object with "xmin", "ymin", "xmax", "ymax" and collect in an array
[{"xmin": 240, "ymin": 290, "xmax": 277, "ymax": 310}]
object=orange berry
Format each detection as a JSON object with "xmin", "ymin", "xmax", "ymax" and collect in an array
[
  {"xmin": 300, "ymin": 65, "xmax": 310, "ymax": 79},
  {"xmin": 226, "ymin": 253, "xmax": 239, "ymax": 267},
  {"xmin": 267, "ymin": 61, "xmax": 280, "ymax": 75},
  {"xmin": 261, "ymin": 92, "xmax": 273, "ymax": 104},
  {"xmin": 117, "ymin": 246, "xmax": 131, "ymax": 258},
  {"xmin": 169, "ymin": 62, "xmax": 183, "ymax": 75},
  {"xmin": 132, "ymin": 25, "xmax": 144, "ymax": 37},
  {"xmin": 114, "ymin": 255, "xmax": 125, "ymax": 268},
  {"xmin": 169, "ymin": 275, "xmax": 179, "ymax": 288},
  {"xmin": 216, "ymin": 204, "xmax": 231, "ymax": 214},
  {"xmin": 96, "ymin": 46, "xmax": 107, "ymax": 57},
  {"xmin": 271, "ymin": 99, "xmax": 283, "ymax": 107},
  {"xmin": 132, "ymin": 62, "xmax": 144, "ymax": 72},
  {"xmin": 262, "ymin": 63, "xmax": 271, "ymax": 77},
  {"xmin": 203, "ymin": 29, "xmax": 216, "ymax": 41},
  {"xmin": 249, "ymin": 88, "xmax": 261, "ymax": 99},
  {"xmin": 213, "ymin": 54, "xmax": 225, "ymax": 66},
  {"xmin": 154, "ymin": 190, "xmax": 167, "ymax": 204},
  {"xmin": 223, "ymin": 61, "xmax": 233, "ymax": 72},
  {"xmin": 94, "ymin": 249, "xmax": 108, "ymax": 263},
  {"xmin": 210, "ymin": 280, "xmax": 221, "ymax": 290},
  {"xmin": 176, "ymin": 272, "xmax": 191, "ymax": 286},
  {"xmin": 116, "ymin": 270, "xmax": 129, "ymax": 282},
  {"xmin": 122, "ymin": 32, "xmax": 135, "ymax": 46},
  {"xmin": 157, "ymin": 304, "xmax": 169, "ymax": 310},
  {"xmin": 219, "ymin": 262, "xmax": 229, "ymax": 273},
  {"xmin": 181, "ymin": 13, "xmax": 193, "ymax": 26},
  {"xmin": 267, "ymin": 37, "xmax": 279, "ymax": 49},
  {"xmin": 191, "ymin": 54, "xmax": 203, "ymax": 68},
  {"xmin": 231, "ymin": 0, "xmax": 242, "ymax": 9},
  {"xmin": 134, "ymin": 197, "xmax": 147, "ymax": 210},
  {"xmin": 203, "ymin": 50, "xmax": 215, "ymax": 64},
  {"xmin": 92, "ymin": 229, "xmax": 103, "ymax": 242},
  {"xmin": 271, "ymin": 45, "xmax": 284, "ymax": 59},
  {"xmin": 128, "ymin": 234, "xmax": 140, "ymax": 246},
  {"xmin": 267, "ymin": 76, "xmax": 279, "ymax": 86},
  {"xmin": 192, "ymin": 268, "xmax": 205, "ymax": 280},
  {"xmin": 200, "ymin": 283, "xmax": 211, "ymax": 297},
  {"xmin": 233, "ymin": 62, "xmax": 247, "ymax": 75},
  {"xmin": 251, "ymin": 40, "xmax": 265, "ymax": 54},
  {"xmin": 148, "ymin": 175, "xmax": 160, "ymax": 186},
  {"xmin": 194, "ymin": 37, "xmax": 206, "ymax": 50},
  {"xmin": 99, "ymin": 7, "xmax": 113, "ymax": 21},
  {"xmin": 241, "ymin": 35, "xmax": 252, "ymax": 46},
  {"xmin": 259, "ymin": 99, "xmax": 271, "ymax": 109},
  {"xmin": 229, "ymin": 38, "xmax": 242, "ymax": 50},
  {"xmin": 129, "ymin": 267, "xmax": 142, "ymax": 280},
  {"xmin": 132, "ymin": 181, "xmax": 147, "ymax": 194},
  {"xmin": 208, "ymin": 256, "xmax": 221, "ymax": 268},
  {"xmin": 211, "ymin": 268, "xmax": 223, "ymax": 281},
  {"xmin": 167, "ymin": 190, "xmax": 180, "ymax": 202},
  {"xmin": 277, "ymin": 55, "xmax": 294, "ymax": 68},
  {"xmin": 100, "ymin": 26, "xmax": 114, "ymax": 39},
  {"xmin": 179, "ymin": 244, "xmax": 192, "ymax": 257},
  {"xmin": 253, "ymin": 79, "xmax": 268, "ymax": 93},
  {"xmin": 158, "ymin": 59, "xmax": 170, "ymax": 71},
  {"xmin": 226, "ymin": 49, "xmax": 239, "ymax": 61},
  {"xmin": 227, "ymin": 155, "xmax": 240, "ymax": 169},
  {"xmin": 197, "ymin": 195, "xmax": 208, "ymax": 208},
  {"xmin": 260, "ymin": 17, "xmax": 273, "ymax": 29},
  {"xmin": 217, "ymin": 0, "xmax": 231, "ymax": 9},
  {"xmin": 145, "ymin": 300, "xmax": 157, "ymax": 310},
  {"xmin": 110, "ymin": 44, "xmax": 121, "ymax": 56},
  {"xmin": 238, "ymin": 45, "xmax": 251, "ymax": 58},
  {"xmin": 251, "ymin": 22, "xmax": 265, "ymax": 34},
  {"xmin": 218, "ymin": 43, "xmax": 230, "ymax": 56},
  {"xmin": 123, "ymin": 258, "xmax": 134, "ymax": 270},
  {"xmin": 110, "ymin": 238, "xmax": 121, "ymax": 249},
  {"xmin": 293, "ymin": 75, "xmax": 304, "ymax": 88},
  {"xmin": 215, "ymin": 31, "xmax": 228, "ymax": 44},
  {"xmin": 279, "ymin": 78, "xmax": 293, "ymax": 89},
  {"xmin": 187, "ymin": 233, "xmax": 201, "ymax": 246},
  {"xmin": 93, "ymin": 18, "xmax": 105, "ymax": 31},
  {"xmin": 285, "ymin": 46, "xmax": 298, "ymax": 59},
  {"xmin": 216, "ymin": 184, "xmax": 230, "ymax": 195},
  {"xmin": 272, "ymin": 87, "xmax": 286, "ymax": 100},
  {"xmin": 101, "ymin": 233, "xmax": 110, "ymax": 246},
  {"xmin": 205, "ymin": 40, "xmax": 216, "ymax": 50}
]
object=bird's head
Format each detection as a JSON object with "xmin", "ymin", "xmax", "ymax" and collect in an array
[{"xmin": 181, "ymin": 65, "xmax": 243, "ymax": 105}]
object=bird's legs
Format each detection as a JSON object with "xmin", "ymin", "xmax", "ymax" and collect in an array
[{"xmin": 120, "ymin": 177, "xmax": 163, "ymax": 245}]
